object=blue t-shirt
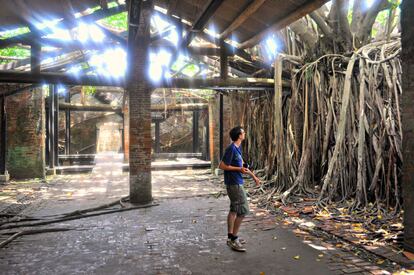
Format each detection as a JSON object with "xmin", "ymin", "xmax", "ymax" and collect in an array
[{"xmin": 221, "ymin": 143, "xmax": 243, "ymax": 185}]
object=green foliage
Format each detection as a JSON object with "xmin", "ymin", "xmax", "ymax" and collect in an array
[
  {"xmin": 0, "ymin": 27, "xmax": 30, "ymax": 39},
  {"xmin": 182, "ymin": 64, "xmax": 199, "ymax": 77},
  {"xmin": 99, "ymin": 11, "xmax": 127, "ymax": 30},
  {"xmin": 0, "ymin": 47, "xmax": 30, "ymax": 59},
  {"xmin": 83, "ymin": 86, "xmax": 97, "ymax": 95},
  {"xmin": 0, "ymin": 27, "xmax": 31, "ymax": 62}
]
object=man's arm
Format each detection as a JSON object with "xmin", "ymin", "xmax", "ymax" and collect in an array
[
  {"xmin": 219, "ymin": 161, "xmax": 248, "ymax": 173},
  {"xmin": 244, "ymin": 168, "xmax": 261, "ymax": 186}
]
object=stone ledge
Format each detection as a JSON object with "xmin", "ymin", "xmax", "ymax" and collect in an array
[{"xmin": 0, "ymin": 172, "xmax": 9, "ymax": 182}]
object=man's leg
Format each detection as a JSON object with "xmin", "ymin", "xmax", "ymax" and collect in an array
[
  {"xmin": 232, "ymin": 215, "xmax": 244, "ymax": 236},
  {"xmin": 227, "ymin": 211, "xmax": 237, "ymax": 235}
]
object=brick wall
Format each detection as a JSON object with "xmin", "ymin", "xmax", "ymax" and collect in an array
[
  {"xmin": 123, "ymin": 97, "xmax": 129, "ymax": 162},
  {"xmin": 6, "ymin": 88, "xmax": 45, "ymax": 179},
  {"xmin": 208, "ymin": 93, "xmax": 237, "ymax": 172},
  {"xmin": 209, "ymin": 95, "xmax": 220, "ymax": 172},
  {"xmin": 402, "ymin": 0, "xmax": 414, "ymax": 253}
]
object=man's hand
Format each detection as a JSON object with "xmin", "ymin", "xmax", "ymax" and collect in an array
[
  {"xmin": 240, "ymin": 167, "xmax": 249, "ymax": 174},
  {"xmin": 253, "ymin": 176, "xmax": 261, "ymax": 186},
  {"xmin": 243, "ymin": 168, "xmax": 261, "ymax": 186}
]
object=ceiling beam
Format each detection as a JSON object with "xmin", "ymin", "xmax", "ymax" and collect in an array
[
  {"xmin": 239, "ymin": 0, "xmax": 329, "ymax": 49},
  {"xmin": 58, "ymin": 102, "xmax": 208, "ymax": 112},
  {"xmin": 153, "ymin": 10, "xmax": 269, "ymax": 74},
  {"xmin": 0, "ymin": 71, "xmax": 289, "ymax": 89},
  {"xmin": 168, "ymin": 0, "xmax": 224, "ymax": 66},
  {"xmin": 219, "ymin": 0, "xmax": 266, "ymax": 39},
  {"xmin": 0, "ymin": 4, "xmax": 126, "ymax": 48}
]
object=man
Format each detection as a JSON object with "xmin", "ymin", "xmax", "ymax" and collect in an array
[{"xmin": 219, "ymin": 126, "xmax": 260, "ymax": 252}]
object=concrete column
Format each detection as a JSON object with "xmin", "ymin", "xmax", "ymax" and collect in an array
[
  {"xmin": 402, "ymin": 0, "xmax": 414, "ymax": 253},
  {"xmin": 219, "ymin": 39, "xmax": 228, "ymax": 159},
  {"xmin": 0, "ymin": 95, "xmax": 9, "ymax": 182},
  {"xmin": 53, "ymin": 85, "xmax": 59, "ymax": 166},
  {"xmin": 209, "ymin": 95, "xmax": 220, "ymax": 173},
  {"xmin": 127, "ymin": 0, "xmax": 153, "ymax": 204},
  {"xmin": 192, "ymin": 110, "xmax": 199, "ymax": 153},
  {"xmin": 155, "ymin": 121, "xmax": 161, "ymax": 154},
  {"xmin": 65, "ymin": 90, "xmax": 71, "ymax": 154},
  {"xmin": 48, "ymin": 85, "xmax": 55, "ymax": 170}
]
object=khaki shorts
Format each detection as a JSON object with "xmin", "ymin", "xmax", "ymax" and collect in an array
[{"xmin": 226, "ymin": 184, "xmax": 250, "ymax": 216}]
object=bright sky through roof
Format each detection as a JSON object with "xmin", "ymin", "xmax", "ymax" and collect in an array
[
  {"xmin": 265, "ymin": 36, "xmax": 278, "ymax": 62},
  {"xmin": 16, "ymin": 8, "xmax": 207, "ymax": 80},
  {"xmin": 88, "ymin": 47, "xmax": 126, "ymax": 78}
]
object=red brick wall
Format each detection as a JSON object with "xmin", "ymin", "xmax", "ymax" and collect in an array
[
  {"xmin": 209, "ymin": 95, "xmax": 220, "ymax": 171},
  {"xmin": 208, "ymin": 93, "xmax": 236, "ymax": 172},
  {"xmin": 6, "ymin": 88, "xmax": 45, "ymax": 179}
]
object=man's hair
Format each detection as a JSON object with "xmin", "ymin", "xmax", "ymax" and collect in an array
[{"xmin": 229, "ymin": 126, "xmax": 244, "ymax": 141}]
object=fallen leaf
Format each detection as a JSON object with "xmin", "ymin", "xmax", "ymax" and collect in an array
[
  {"xmin": 403, "ymin": 250, "xmax": 414, "ymax": 261},
  {"xmin": 293, "ymin": 255, "xmax": 300, "ymax": 260},
  {"xmin": 260, "ymin": 272, "xmax": 265, "ymax": 275},
  {"xmin": 376, "ymin": 259, "xmax": 385, "ymax": 265}
]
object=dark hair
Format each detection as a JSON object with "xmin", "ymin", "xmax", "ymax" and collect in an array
[{"xmin": 229, "ymin": 126, "xmax": 244, "ymax": 141}]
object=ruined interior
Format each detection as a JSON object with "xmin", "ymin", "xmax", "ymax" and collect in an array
[{"xmin": 0, "ymin": 0, "xmax": 413, "ymax": 274}]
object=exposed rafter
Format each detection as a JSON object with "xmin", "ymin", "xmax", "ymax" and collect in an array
[
  {"xmin": 0, "ymin": 71, "xmax": 289, "ymax": 89},
  {"xmin": 0, "ymin": 4, "xmax": 126, "ymax": 48},
  {"xmin": 239, "ymin": 0, "xmax": 329, "ymax": 49},
  {"xmin": 168, "ymin": 0, "xmax": 224, "ymax": 67},
  {"xmin": 219, "ymin": 0, "xmax": 266, "ymax": 39},
  {"xmin": 57, "ymin": 102, "xmax": 208, "ymax": 112}
]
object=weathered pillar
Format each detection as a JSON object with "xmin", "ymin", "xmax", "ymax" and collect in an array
[
  {"xmin": 123, "ymin": 99, "xmax": 129, "ymax": 162},
  {"xmin": 48, "ymin": 85, "xmax": 55, "ymax": 170},
  {"xmin": 7, "ymin": 87, "xmax": 45, "ymax": 179},
  {"xmin": 127, "ymin": 0, "xmax": 153, "ymax": 204},
  {"xmin": 53, "ymin": 85, "xmax": 59, "ymax": 166},
  {"xmin": 155, "ymin": 121, "xmax": 161, "ymax": 154},
  {"xmin": 192, "ymin": 110, "xmax": 199, "ymax": 153},
  {"xmin": 65, "ymin": 89, "xmax": 71, "ymax": 154},
  {"xmin": 219, "ymin": 39, "xmax": 228, "ymax": 159},
  {"xmin": 0, "ymin": 95, "xmax": 9, "ymax": 182},
  {"xmin": 203, "ymin": 110, "xmax": 210, "ymax": 160},
  {"xmin": 402, "ymin": 0, "xmax": 414, "ymax": 253},
  {"xmin": 209, "ymin": 95, "xmax": 220, "ymax": 172}
]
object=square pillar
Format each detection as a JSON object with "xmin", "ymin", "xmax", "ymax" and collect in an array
[
  {"xmin": 192, "ymin": 110, "xmax": 200, "ymax": 153},
  {"xmin": 402, "ymin": 0, "xmax": 414, "ymax": 253},
  {"xmin": 127, "ymin": 0, "xmax": 153, "ymax": 204},
  {"xmin": 0, "ymin": 95, "xmax": 9, "ymax": 182}
]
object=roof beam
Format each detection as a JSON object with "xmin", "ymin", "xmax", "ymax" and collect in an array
[
  {"xmin": 168, "ymin": 0, "xmax": 224, "ymax": 66},
  {"xmin": 219, "ymin": 0, "xmax": 266, "ymax": 39},
  {"xmin": 239, "ymin": 0, "xmax": 329, "ymax": 49},
  {"xmin": 0, "ymin": 71, "xmax": 288, "ymax": 89},
  {"xmin": 153, "ymin": 10, "xmax": 270, "ymax": 74},
  {"xmin": 38, "ymin": 37, "xmax": 224, "ymax": 56},
  {"xmin": 0, "ymin": 4, "xmax": 126, "ymax": 48},
  {"xmin": 58, "ymin": 102, "xmax": 208, "ymax": 112}
]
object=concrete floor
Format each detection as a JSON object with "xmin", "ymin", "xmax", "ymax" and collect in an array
[{"xmin": 0, "ymin": 153, "xmax": 395, "ymax": 274}]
